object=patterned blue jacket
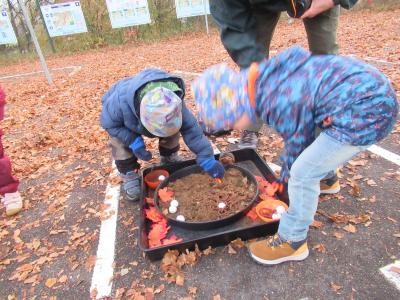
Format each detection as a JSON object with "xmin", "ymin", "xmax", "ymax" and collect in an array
[{"xmin": 247, "ymin": 47, "xmax": 398, "ymax": 182}]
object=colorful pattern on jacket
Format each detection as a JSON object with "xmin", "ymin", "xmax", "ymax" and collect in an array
[{"xmin": 194, "ymin": 46, "xmax": 399, "ymax": 184}]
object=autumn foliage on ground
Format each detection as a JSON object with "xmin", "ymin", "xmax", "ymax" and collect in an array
[{"xmin": 0, "ymin": 9, "xmax": 399, "ymax": 300}]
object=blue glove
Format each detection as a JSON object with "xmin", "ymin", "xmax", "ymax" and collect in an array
[
  {"xmin": 200, "ymin": 157, "xmax": 225, "ymax": 179},
  {"xmin": 129, "ymin": 136, "xmax": 152, "ymax": 161}
]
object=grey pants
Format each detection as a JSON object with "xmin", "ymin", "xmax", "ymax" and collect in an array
[
  {"xmin": 108, "ymin": 133, "xmax": 181, "ymax": 173},
  {"xmin": 247, "ymin": 6, "xmax": 340, "ymax": 132}
]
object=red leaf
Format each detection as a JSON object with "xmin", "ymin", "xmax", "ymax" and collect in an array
[
  {"xmin": 163, "ymin": 235, "xmax": 183, "ymax": 245},
  {"xmin": 264, "ymin": 183, "xmax": 275, "ymax": 197},
  {"xmin": 145, "ymin": 197, "xmax": 155, "ymax": 205},
  {"xmin": 258, "ymin": 180, "xmax": 270, "ymax": 191},
  {"xmin": 254, "ymin": 175, "xmax": 264, "ymax": 182},
  {"xmin": 148, "ymin": 223, "xmax": 170, "ymax": 248},
  {"xmin": 246, "ymin": 207, "xmax": 258, "ymax": 220},
  {"xmin": 158, "ymin": 187, "xmax": 174, "ymax": 203},
  {"xmin": 145, "ymin": 206, "xmax": 165, "ymax": 223},
  {"xmin": 259, "ymin": 193, "xmax": 276, "ymax": 201}
]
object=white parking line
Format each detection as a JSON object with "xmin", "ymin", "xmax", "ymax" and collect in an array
[
  {"xmin": 0, "ymin": 66, "xmax": 81, "ymax": 79},
  {"xmin": 368, "ymin": 145, "xmax": 400, "ymax": 167},
  {"xmin": 380, "ymin": 260, "xmax": 400, "ymax": 291},
  {"xmin": 173, "ymin": 70, "xmax": 202, "ymax": 76},
  {"xmin": 90, "ymin": 162, "xmax": 120, "ymax": 299}
]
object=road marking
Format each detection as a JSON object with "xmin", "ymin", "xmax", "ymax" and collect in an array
[
  {"xmin": 368, "ymin": 145, "xmax": 400, "ymax": 167},
  {"xmin": 90, "ymin": 162, "xmax": 120, "ymax": 299},
  {"xmin": 173, "ymin": 70, "xmax": 202, "ymax": 76},
  {"xmin": 0, "ymin": 66, "xmax": 81, "ymax": 79},
  {"xmin": 380, "ymin": 260, "xmax": 400, "ymax": 291}
]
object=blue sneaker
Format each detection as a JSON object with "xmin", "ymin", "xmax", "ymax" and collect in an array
[{"xmin": 119, "ymin": 170, "xmax": 140, "ymax": 201}]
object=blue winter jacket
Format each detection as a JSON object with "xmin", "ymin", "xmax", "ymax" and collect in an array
[{"xmin": 100, "ymin": 68, "xmax": 214, "ymax": 165}]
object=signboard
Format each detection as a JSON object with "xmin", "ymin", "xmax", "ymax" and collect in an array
[
  {"xmin": 175, "ymin": 0, "xmax": 210, "ymax": 18},
  {"xmin": 0, "ymin": 11, "xmax": 18, "ymax": 44},
  {"xmin": 40, "ymin": 1, "xmax": 87, "ymax": 37},
  {"xmin": 105, "ymin": 0, "xmax": 151, "ymax": 29}
]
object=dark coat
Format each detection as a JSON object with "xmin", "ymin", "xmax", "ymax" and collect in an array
[{"xmin": 100, "ymin": 68, "xmax": 214, "ymax": 165}]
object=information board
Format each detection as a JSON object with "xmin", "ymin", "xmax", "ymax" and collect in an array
[
  {"xmin": 105, "ymin": 0, "xmax": 151, "ymax": 29},
  {"xmin": 175, "ymin": 0, "xmax": 210, "ymax": 18},
  {"xmin": 40, "ymin": 1, "xmax": 87, "ymax": 37},
  {"xmin": 0, "ymin": 11, "xmax": 18, "ymax": 44}
]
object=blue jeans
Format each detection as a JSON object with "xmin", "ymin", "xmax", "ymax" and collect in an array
[{"xmin": 278, "ymin": 132, "xmax": 370, "ymax": 242}]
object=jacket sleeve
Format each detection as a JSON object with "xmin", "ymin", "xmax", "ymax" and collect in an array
[
  {"xmin": 100, "ymin": 91, "xmax": 140, "ymax": 146},
  {"xmin": 209, "ymin": 0, "xmax": 265, "ymax": 69},
  {"xmin": 332, "ymin": 0, "xmax": 359, "ymax": 9},
  {"xmin": 179, "ymin": 102, "xmax": 214, "ymax": 165}
]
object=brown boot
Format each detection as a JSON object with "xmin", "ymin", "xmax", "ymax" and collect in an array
[{"xmin": 249, "ymin": 234, "xmax": 309, "ymax": 266}]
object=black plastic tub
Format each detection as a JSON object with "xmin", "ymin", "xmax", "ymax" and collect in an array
[
  {"xmin": 139, "ymin": 148, "xmax": 289, "ymax": 261},
  {"xmin": 153, "ymin": 164, "xmax": 259, "ymax": 231}
]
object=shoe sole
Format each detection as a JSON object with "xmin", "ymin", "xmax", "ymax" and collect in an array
[
  {"xmin": 248, "ymin": 246, "xmax": 309, "ymax": 266},
  {"xmin": 320, "ymin": 186, "xmax": 341, "ymax": 195},
  {"xmin": 237, "ymin": 144, "xmax": 257, "ymax": 150},
  {"xmin": 125, "ymin": 193, "xmax": 140, "ymax": 202}
]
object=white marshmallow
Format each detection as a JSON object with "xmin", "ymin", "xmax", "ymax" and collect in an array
[
  {"xmin": 158, "ymin": 175, "xmax": 166, "ymax": 181},
  {"xmin": 170, "ymin": 199, "xmax": 179, "ymax": 207},
  {"xmin": 272, "ymin": 213, "xmax": 281, "ymax": 220},
  {"xmin": 176, "ymin": 215, "xmax": 185, "ymax": 221},
  {"xmin": 218, "ymin": 202, "xmax": 226, "ymax": 209},
  {"xmin": 168, "ymin": 206, "xmax": 177, "ymax": 214},
  {"xmin": 276, "ymin": 206, "xmax": 286, "ymax": 214}
]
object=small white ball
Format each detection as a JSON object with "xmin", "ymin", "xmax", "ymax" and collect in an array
[
  {"xmin": 272, "ymin": 213, "xmax": 281, "ymax": 220},
  {"xmin": 170, "ymin": 199, "xmax": 179, "ymax": 207},
  {"xmin": 276, "ymin": 206, "xmax": 286, "ymax": 214},
  {"xmin": 176, "ymin": 215, "xmax": 185, "ymax": 221},
  {"xmin": 158, "ymin": 175, "xmax": 166, "ymax": 181},
  {"xmin": 168, "ymin": 206, "xmax": 177, "ymax": 214},
  {"xmin": 218, "ymin": 202, "xmax": 226, "ymax": 209}
]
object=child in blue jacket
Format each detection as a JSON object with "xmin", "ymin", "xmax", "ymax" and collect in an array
[
  {"xmin": 192, "ymin": 46, "xmax": 398, "ymax": 265},
  {"xmin": 101, "ymin": 68, "xmax": 224, "ymax": 201}
]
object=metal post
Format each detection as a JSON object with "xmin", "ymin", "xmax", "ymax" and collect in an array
[
  {"xmin": 203, "ymin": 0, "xmax": 209, "ymax": 35},
  {"xmin": 119, "ymin": 29, "xmax": 123, "ymax": 44},
  {"xmin": 17, "ymin": 0, "xmax": 52, "ymax": 84},
  {"xmin": 35, "ymin": 0, "xmax": 56, "ymax": 53}
]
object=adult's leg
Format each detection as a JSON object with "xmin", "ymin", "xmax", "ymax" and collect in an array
[
  {"xmin": 303, "ymin": 6, "xmax": 340, "ymax": 55},
  {"xmin": 278, "ymin": 132, "xmax": 369, "ymax": 242},
  {"xmin": 238, "ymin": 7, "xmax": 280, "ymax": 148}
]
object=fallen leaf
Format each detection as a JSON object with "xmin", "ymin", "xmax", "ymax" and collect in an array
[
  {"xmin": 145, "ymin": 206, "xmax": 165, "ymax": 223},
  {"xmin": 387, "ymin": 217, "xmax": 398, "ymax": 223},
  {"xmin": 312, "ymin": 244, "xmax": 327, "ymax": 253},
  {"xmin": 332, "ymin": 283, "xmax": 342, "ymax": 292},
  {"xmin": 228, "ymin": 244, "xmax": 237, "ymax": 254},
  {"xmin": 246, "ymin": 207, "xmax": 258, "ymax": 220},
  {"xmin": 59, "ymin": 275, "xmax": 68, "ymax": 283},
  {"xmin": 343, "ymin": 224, "xmax": 357, "ymax": 233},
  {"xmin": 163, "ymin": 235, "xmax": 183, "ymax": 245},
  {"xmin": 45, "ymin": 278, "xmax": 57, "ymax": 288},
  {"xmin": 158, "ymin": 187, "xmax": 174, "ymax": 202},
  {"xmin": 188, "ymin": 286, "xmax": 197, "ymax": 294},
  {"xmin": 369, "ymin": 195, "xmax": 376, "ymax": 203},
  {"xmin": 90, "ymin": 288, "xmax": 98, "ymax": 298},
  {"xmin": 121, "ymin": 268, "xmax": 129, "ymax": 276},
  {"xmin": 333, "ymin": 232, "xmax": 345, "ymax": 240},
  {"xmin": 389, "ymin": 266, "xmax": 400, "ymax": 275},
  {"xmin": 311, "ymin": 220, "xmax": 324, "ymax": 229}
]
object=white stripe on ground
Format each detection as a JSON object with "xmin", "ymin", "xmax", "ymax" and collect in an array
[
  {"xmin": 0, "ymin": 66, "xmax": 81, "ymax": 79},
  {"xmin": 173, "ymin": 70, "xmax": 202, "ymax": 76},
  {"xmin": 380, "ymin": 260, "xmax": 400, "ymax": 291},
  {"xmin": 368, "ymin": 145, "xmax": 400, "ymax": 167},
  {"xmin": 90, "ymin": 162, "xmax": 120, "ymax": 299}
]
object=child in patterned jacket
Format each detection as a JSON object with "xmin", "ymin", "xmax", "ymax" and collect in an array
[{"xmin": 192, "ymin": 46, "xmax": 399, "ymax": 266}]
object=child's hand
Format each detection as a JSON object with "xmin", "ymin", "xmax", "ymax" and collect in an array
[
  {"xmin": 129, "ymin": 136, "xmax": 152, "ymax": 161},
  {"xmin": 204, "ymin": 161, "xmax": 225, "ymax": 179}
]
